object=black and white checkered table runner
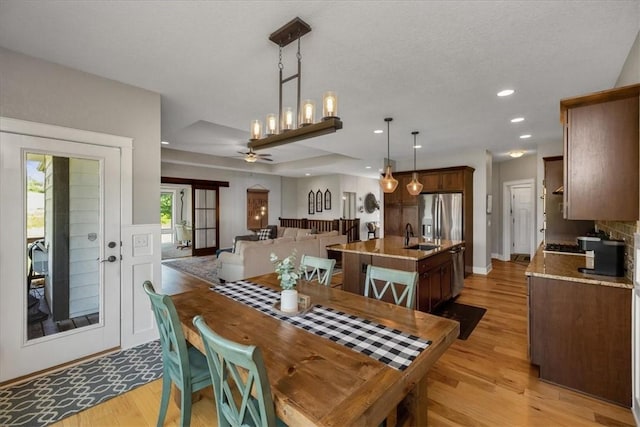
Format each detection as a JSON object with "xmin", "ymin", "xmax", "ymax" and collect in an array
[{"xmin": 211, "ymin": 280, "xmax": 431, "ymax": 371}]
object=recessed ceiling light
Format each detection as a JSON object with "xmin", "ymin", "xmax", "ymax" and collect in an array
[
  {"xmin": 413, "ymin": 145, "xmax": 422, "ymax": 149},
  {"xmin": 161, "ymin": 141, "xmax": 170, "ymax": 145},
  {"xmin": 365, "ymin": 166, "xmax": 372, "ymax": 169},
  {"xmin": 519, "ymin": 134, "xmax": 532, "ymax": 139},
  {"xmin": 509, "ymin": 151, "xmax": 525, "ymax": 158},
  {"xmin": 497, "ymin": 89, "xmax": 515, "ymax": 97},
  {"xmin": 374, "ymin": 129, "xmax": 383, "ymax": 134},
  {"xmin": 511, "ymin": 117, "xmax": 524, "ymax": 123},
  {"xmin": 305, "ymin": 173, "xmax": 311, "ymax": 176}
]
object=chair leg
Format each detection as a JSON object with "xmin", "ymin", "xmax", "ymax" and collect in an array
[
  {"xmin": 180, "ymin": 386, "xmax": 192, "ymax": 427},
  {"xmin": 157, "ymin": 376, "xmax": 171, "ymax": 427}
]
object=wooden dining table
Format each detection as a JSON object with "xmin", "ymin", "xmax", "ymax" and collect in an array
[{"xmin": 171, "ymin": 273, "xmax": 459, "ymax": 426}]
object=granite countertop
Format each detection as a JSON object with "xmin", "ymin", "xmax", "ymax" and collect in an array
[
  {"xmin": 328, "ymin": 236, "xmax": 464, "ymax": 261},
  {"xmin": 525, "ymin": 246, "xmax": 632, "ymax": 289}
]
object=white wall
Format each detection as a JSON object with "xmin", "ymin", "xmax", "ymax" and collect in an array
[
  {"xmin": 341, "ymin": 175, "xmax": 382, "ymax": 240},
  {"xmin": 0, "ymin": 47, "xmax": 161, "ymax": 225},
  {"xmin": 616, "ymin": 30, "xmax": 640, "ymax": 88},
  {"xmin": 161, "ymin": 159, "xmax": 282, "ymax": 249},
  {"xmin": 289, "ymin": 175, "xmax": 341, "ymax": 220},
  {"xmin": 395, "ymin": 148, "xmax": 492, "ymax": 274},
  {"xmin": 282, "ymin": 174, "xmax": 380, "ymax": 241},
  {"xmin": 491, "ymin": 155, "xmax": 538, "ymax": 258}
]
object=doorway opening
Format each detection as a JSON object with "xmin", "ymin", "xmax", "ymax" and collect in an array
[
  {"xmin": 502, "ymin": 179, "xmax": 536, "ymax": 262},
  {"xmin": 161, "ymin": 177, "xmax": 229, "ymax": 258},
  {"xmin": 160, "ymin": 184, "xmax": 192, "ymax": 260}
]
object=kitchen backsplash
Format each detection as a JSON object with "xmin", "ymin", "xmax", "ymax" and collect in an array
[{"xmin": 595, "ymin": 220, "xmax": 635, "ymax": 281}]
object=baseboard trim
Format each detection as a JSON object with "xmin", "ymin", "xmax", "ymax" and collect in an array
[
  {"xmin": 491, "ymin": 252, "xmax": 510, "ymax": 262},
  {"xmin": 472, "ymin": 262, "xmax": 493, "ymax": 275}
]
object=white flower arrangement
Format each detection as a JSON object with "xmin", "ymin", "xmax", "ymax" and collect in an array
[{"xmin": 270, "ymin": 250, "xmax": 303, "ymax": 290}]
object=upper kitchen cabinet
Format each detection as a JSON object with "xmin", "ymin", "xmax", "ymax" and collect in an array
[
  {"xmin": 560, "ymin": 84, "xmax": 639, "ymax": 221},
  {"xmin": 419, "ymin": 167, "xmax": 468, "ymax": 192}
]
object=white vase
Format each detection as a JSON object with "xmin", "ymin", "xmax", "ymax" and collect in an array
[{"xmin": 280, "ymin": 289, "xmax": 298, "ymax": 313}]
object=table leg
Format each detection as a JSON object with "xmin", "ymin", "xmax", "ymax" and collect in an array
[{"xmin": 398, "ymin": 375, "xmax": 428, "ymax": 426}]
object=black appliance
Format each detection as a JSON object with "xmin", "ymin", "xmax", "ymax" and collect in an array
[
  {"xmin": 543, "ymin": 243, "xmax": 585, "ymax": 254},
  {"xmin": 577, "ymin": 236, "xmax": 625, "ymax": 277}
]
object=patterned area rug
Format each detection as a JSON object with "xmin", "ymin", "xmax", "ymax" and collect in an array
[
  {"xmin": 163, "ymin": 255, "xmax": 219, "ymax": 284},
  {"xmin": 0, "ymin": 340, "xmax": 162, "ymax": 426}
]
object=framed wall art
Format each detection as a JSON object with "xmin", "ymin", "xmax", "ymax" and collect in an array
[
  {"xmin": 316, "ymin": 189, "xmax": 323, "ymax": 212},
  {"xmin": 324, "ymin": 189, "xmax": 331, "ymax": 210},
  {"xmin": 308, "ymin": 190, "xmax": 315, "ymax": 215}
]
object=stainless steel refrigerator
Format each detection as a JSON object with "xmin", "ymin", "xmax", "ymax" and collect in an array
[
  {"xmin": 419, "ymin": 193, "xmax": 465, "ymax": 297},
  {"xmin": 418, "ymin": 193, "xmax": 463, "ymax": 241}
]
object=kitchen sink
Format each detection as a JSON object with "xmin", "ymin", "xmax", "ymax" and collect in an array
[{"xmin": 406, "ymin": 243, "xmax": 440, "ymax": 251}]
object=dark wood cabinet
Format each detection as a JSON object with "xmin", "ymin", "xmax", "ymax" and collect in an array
[
  {"xmin": 384, "ymin": 166, "xmax": 474, "ymax": 276},
  {"xmin": 416, "ymin": 251, "xmax": 453, "ymax": 312},
  {"xmin": 528, "ymin": 276, "xmax": 631, "ymax": 407},
  {"xmin": 560, "ymin": 84, "xmax": 639, "ymax": 220},
  {"xmin": 419, "ymin": 172, "xmax": 440, "ymax": 192},
  {"xmin": 543, "ymin": 156, "xmax": 593, "ymax": 242},
  {"xmin": 419, "ymin": 168, "xmax": 464, "ymax": 192},
  {"xmin": 341, "ymin": 246, "xmax": 456, "ymax": 314},
  {"xmin": 383, "ymin": 203, "xmax": 403, "ymax": 237},
  {"xmin": 400, "ymin": 174, "xmax": 419, "ymax": 205}
]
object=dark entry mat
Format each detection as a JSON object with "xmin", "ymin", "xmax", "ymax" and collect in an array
[{"xmin": 432, "ymin": 301, "xmax": 486, "ymax": 340}]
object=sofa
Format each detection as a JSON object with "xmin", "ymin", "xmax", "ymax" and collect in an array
[{"xmin": 217, "ymin": 227, "xmax": 347, "ymax": 282}]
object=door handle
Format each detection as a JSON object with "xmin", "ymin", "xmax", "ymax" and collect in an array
[{"xmin": 98, "ymin": 255, "xmax": 118, "ymax": 263}]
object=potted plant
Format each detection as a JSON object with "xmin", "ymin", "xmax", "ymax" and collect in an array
[{"xmin": 270, "ymin": 250, "xmax": 303, "ymax": 312}]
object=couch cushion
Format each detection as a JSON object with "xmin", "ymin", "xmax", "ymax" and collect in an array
[
  {"xmin": 275, "ymin": 237, "xmax": 295, "ymax": 243},
  {"xmin": 282, "ymin": 227, "xmax": 298, "ymax": 239},
  {"xmin": 296, "ymin": 228, "xmax": 313, "ymax": 240},
  {"xmin": 295, "ymin": 234, "xmax": 317, "ymax": 241},
  {"xmin": 258, "ymin": 228, "xmax": 271, "ymax": 240},
  {"xmin": 266, "ymin": 225, "xmax": 277, "ymax": 239}
]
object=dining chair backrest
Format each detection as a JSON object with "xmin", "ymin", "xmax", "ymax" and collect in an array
[
  {"xmin": 300, "ymin": 254, "xmax": 336, "ymax": 286},
  {"xmin": 144, "ymin": 281, "xmax": 212, "ymax": 427},
  {"xmin": 364, "ymin": 265, "xmax": 418, "ymax": 309},
  {"xmin": 144, "ymin": 281, "xmax": 190, "ymax": 383},
  {"xmin": 193, "ymin": 315, "xmax": 279, "ymax": 427}
]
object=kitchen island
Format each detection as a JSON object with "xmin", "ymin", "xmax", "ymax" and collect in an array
[
  {"xmin": 328, "ymin": 236, "xmax": 464, "ymax": 313},
  {"xmin": 525, "ymin": 246, "xmax": 632, "ymax": 407}
]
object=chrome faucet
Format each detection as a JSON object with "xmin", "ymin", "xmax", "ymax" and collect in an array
[{"xmin": 405, "ymin": 223, "xmax": 414, "ymax": 246}]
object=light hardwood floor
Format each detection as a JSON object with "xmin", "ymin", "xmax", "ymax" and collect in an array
[{"xmin": 53, "ymin": 260, "xmax": 635, "ymax": 426}]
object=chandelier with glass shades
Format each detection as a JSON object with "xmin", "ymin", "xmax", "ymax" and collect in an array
[
  {"xmin": 248, "ymin": 17, "xmax": 343, "ymax": 152},
  {"xmin": 380, "ymin": 117, "xmax": 399, "ymax": 193},
  {"xmin": 406, "ymin": 131, "xmax": 423, "ymax": 195}
]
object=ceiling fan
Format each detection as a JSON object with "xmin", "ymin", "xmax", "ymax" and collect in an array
[{"xmin": 236, "ymin": 148, "xmax": 273, "ymax": 163}]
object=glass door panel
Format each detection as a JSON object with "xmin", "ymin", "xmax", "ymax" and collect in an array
[{"xmin": 193, "ymin": 188, "xmax": 218, "ymax": 255}]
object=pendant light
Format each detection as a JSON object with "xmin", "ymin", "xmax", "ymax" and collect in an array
[
  {"xmin": 406, "ymin": 131, "xmax": 423, "ymax": 196},
  {"xmin": 380, "ymin": 117, "xmax": 399, "ymax": 193}
]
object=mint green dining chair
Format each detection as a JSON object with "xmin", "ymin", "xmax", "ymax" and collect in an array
[
  {"xmin": 364, "ymin": 265, "xmax": 418, "ymax": 309},
  {"xmin": 192, "ymin": 315, "xmax": 286, "ymax": 427},
  {"xmin": 143, "ymin": 281, "xmax": 212, "ymax": 427},
  {"xmin": 300, "ymin": 254, "xmax": 336, "ymax": 286}
]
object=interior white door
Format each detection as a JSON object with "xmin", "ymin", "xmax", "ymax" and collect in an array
[
  {"xmin": 511, "ymin": 185, "xmax": 533, "ymax": 254},
  {"xmin": 0, "ymin": 132, "xmax": 121, "ymax": 382}
]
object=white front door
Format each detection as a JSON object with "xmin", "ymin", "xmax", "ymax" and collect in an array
[
  {"xmin": 511, "ymin": 185, "xmax": 533, "ymax": 255},
  {"xmin": 0, "ymin": 132, "xmax": 121, "ymax": 382}
]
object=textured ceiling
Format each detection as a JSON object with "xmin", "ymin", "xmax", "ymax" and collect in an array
[{"xmin": 0, "ymin": 1, "xmax": 638, "ymax": 178}]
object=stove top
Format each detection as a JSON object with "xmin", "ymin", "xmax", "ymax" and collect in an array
[{"xmin": 543, "ymin": 243, "xmax": 586, "ymax": 255}]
